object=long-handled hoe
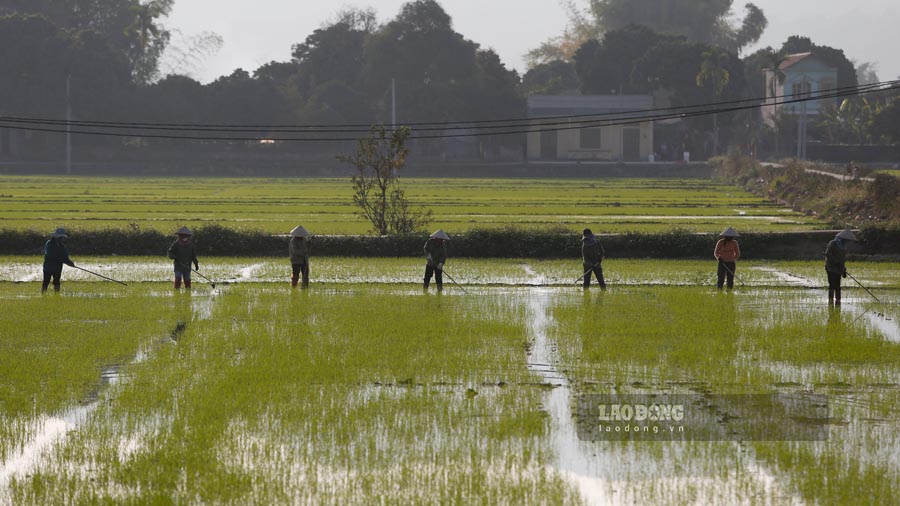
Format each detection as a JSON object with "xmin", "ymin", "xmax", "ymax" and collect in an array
[
  {"xmin": 720, "ymin": 262, "xmax": 746, "ymax": 287},
  {"xmin": 177, "ymin": 263, "xmax": 219, "ymax": 289},
  {"xmin": 845, "ymin": 272, "xmax": 883, "ymax": 325},
  {"xmin": 574, "ymin": 262, "xmax": 599, "ymax": 285},
  {"xmin": 192, "ymin": 268, "xmax": 219, "ymax": 289},
  {"xmin": 73, "ymin": 265, "xmax": 128, "ymax": 286},
  {"xmin": 440, "ymin": 268, "xmax": 469, "ymax": 294},
  {"xmin": 846, "ymin": 272, "xmax": 880, "ymax": 303}
]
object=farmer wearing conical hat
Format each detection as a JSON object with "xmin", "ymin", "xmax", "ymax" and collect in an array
[
  {"xmin": 42, "ymin": 227, "xmax": 75, "ymax": 293},
  {"xmin": 581, "ymin": 228, "xmax": 606, "ymax": 289},
  {"xmin": 289, "ymin": 226, "xmax": 311, "ymax": 288},
  {"xmin": 825, "ymin": 228, "xmax": 857, "ymax": 306},
  {"xmin": 424, "ymin": 229, "xmax": 449, "ymax": 291},
  {"xmin": 714, "ymin": 227, "xmax": 741, "ymax": 290},
  {"xmin": 167, "ymin": 226, "xmax": 199, "ymax": 289}
]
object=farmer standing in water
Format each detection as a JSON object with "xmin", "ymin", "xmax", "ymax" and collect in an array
[{"xmin": 168, "ymin": 226, "xmax": 199, "ymax": 289}]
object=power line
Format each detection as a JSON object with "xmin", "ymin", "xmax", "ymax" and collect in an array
[
  {"xmin": 0, "ymin": 81, "xmax": 895, "ymax": 142},
  {"xmin": 0, "ymin": 80, "xmax": 895, "ymax": 134}
]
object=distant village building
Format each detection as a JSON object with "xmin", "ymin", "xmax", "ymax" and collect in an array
[
  {"xmin": 526, "ymin": 95, "xmax": 654, "ymax": 162},
  {"xmin": 763, "ymin": 52, "xmax": 838, "ymax": 127}
]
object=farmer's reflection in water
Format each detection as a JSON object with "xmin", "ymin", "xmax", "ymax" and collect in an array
[
  {"xmin": 827, "ymin": 306, "xmax": 843, "ymax": 331},
  {"xmin": 173, "ymin": 290, "xmax": 192, "ymax": 341}
]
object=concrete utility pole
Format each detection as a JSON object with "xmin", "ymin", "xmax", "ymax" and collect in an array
[
  {"xmin": 66, "ymin": 74, "xmax": 72, "ymax": 174},
  {"xmin": 391, "ymin": 78, "xmax": 397, "ymax": 129},
  {"xmin": 796, "ymin": 76, "xmax": 809, "ymax": 160}
]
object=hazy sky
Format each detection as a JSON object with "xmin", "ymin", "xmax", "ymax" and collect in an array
[{"xmin": 163, "ymin": 0, "xmax": 900, "ymax": 83}]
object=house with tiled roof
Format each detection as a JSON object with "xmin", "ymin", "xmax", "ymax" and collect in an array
[{"xmin": 762, "ymin": 52, "xmax": 838, "ymax": 126}]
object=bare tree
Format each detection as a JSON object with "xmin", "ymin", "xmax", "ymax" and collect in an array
[
  {"xmin": 159, "ymin": 30, "xmax": 224, "ymax": 79},
  {"xmin": 339, "ymin": 125, "xmax": 432, "ymax": 235}
]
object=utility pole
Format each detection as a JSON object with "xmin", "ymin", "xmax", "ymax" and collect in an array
[
  {"xmin": 391, "ymin": 78, "xmax": 397, "ymax": 129},
  {"xmin": 66, "ymin": 73, "xmax": 72, "ymax": 174},
  {"xmin": 796, "ymin": 76, "xmax": 809, "ymax": 160}
]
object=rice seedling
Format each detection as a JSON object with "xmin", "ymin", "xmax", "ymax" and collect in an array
[
  {"xmin": 2, "ymin": 256, "xmax": 899, "ymax": 503},
  {"xmin": 547, "ymin": 286, "xmax": 900, "ymax": 503},
  {"xmin": 2, "ymin": 256, "xmax": 897, "ymax": 290},
  {"xmin": 4, "ymin": 286, "xmax": 583, "ymax": 505},
  {"xmin": 0, "ymin": 175, "xmax": 823, "ymax": 234},
  {"xmin": 0, "ymin": 283, "xmax": 176, "ymax": 464}
]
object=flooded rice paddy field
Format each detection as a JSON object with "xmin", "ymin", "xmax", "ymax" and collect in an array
[
  {"xmin": 1, "ymin": 258, "xmax": 899, "ymax": 504},
  {"xmin": 0, "ymin": 176, "xmax": 824, "ymax": 234},
  {"xmin": 1, "ymin": 256, "xmax": 899, "ymax": 288}
]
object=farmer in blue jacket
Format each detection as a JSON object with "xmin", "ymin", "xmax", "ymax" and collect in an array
[{"xmin": 42, "ymin": 227, "xmax": 75, "ymax": 293}]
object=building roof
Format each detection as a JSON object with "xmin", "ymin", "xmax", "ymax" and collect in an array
[
  {"xmin": 779, "ymin": 52, "xmax": 836, "ymax": 71},
  {"xmin": 527, "ymin": 95, "xmax": 653, "ymax": 118}
]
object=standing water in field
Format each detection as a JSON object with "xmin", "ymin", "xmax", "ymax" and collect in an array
[
  {"xmin": 0, "ymin": 310, "xmax": 189, "ymax": 502},
  {"xmin": 526, "ymin": 289, "xmax": 617, "ymax": 505},
  {"xmin": 0, "ymin": 399, "xmax": 99, "ymax": 494}
]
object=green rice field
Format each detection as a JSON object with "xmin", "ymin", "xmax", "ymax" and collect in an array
[
  {"xmin": 0, "ymin": 176, "xmax": 826, "ymax": 234},
  {"xmin": 2, "ymin": 257, "xmax": 900, "ymax": 504},
  {"xmin": 875, "ymin": 169, "xmax": 900, "ymax": 178}
]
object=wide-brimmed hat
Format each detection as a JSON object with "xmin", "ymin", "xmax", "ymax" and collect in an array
[
  {"xmin": 50, "ymin": 227, "xmax": 68, "ymax": 238},
  {"xmin": 290, "ymin": 226, "xmax": 310, "ymax": 238},
  {"xmin": 836, "ymin": 228, "xmax": 857, "ymax": 241},
  {"xmin": 175, "ymin": 226, "xmax": 193, "ymax": 236},
  {"xmin": 719, "ymin": 227, "xmax": 740, "ymax": 238},
  {"xmin": 430, "ymin": 229, "xmax": 450, "ymax": 240}
]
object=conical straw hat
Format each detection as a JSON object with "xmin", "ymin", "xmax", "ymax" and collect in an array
[
  {"xmin": 719, "ymin": 227, "xmax": 740, "ymax": 238},
  {"xmin": 430, "ymin": 229, "xmax": 450, "ymax": 240},
  {"xmin": 175, "ymin": 226, "xmax": 193, "ymax": 236},
  {"xmin": 50, "ymin": 227, "xmax": 68, "ymax": 238},
  {"xmin": 836, "ymin": 228, "xmax": 857, "ymax": 241},
  {"xmin": 290, "ymin": 226, "xmax": 310, "ymax": 237}
]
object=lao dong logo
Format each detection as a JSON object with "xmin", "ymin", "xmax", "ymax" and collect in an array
[{"xmin": 597, "ymin": 403, "xmax": 684, "ymax": 422}]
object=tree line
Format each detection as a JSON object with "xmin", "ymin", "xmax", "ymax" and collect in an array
[{"xmin": 0, "ymin": 0, "xmax": 898, "ymax": 162}]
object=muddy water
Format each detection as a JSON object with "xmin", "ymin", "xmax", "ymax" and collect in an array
[
  {"xmin": 526, "ymin": 289, "xmax": 617, "ymax": 504},
  {"xmin": 525, "ymin": 288, "xmax": 808, "ymax": 505},
  {"xmin": 3, "ymin": 283, "xmax": 898, "ymax": 503},
  {"xmin": 0, "ymin": 322, "xmax": 186, "ymax": 501},
  {"xmin": 751, "ymin": 266, "xmax": 817, "ymax": 287},
  {"xmin": 0, "ymin": 361, "xmax": 128, "ymax": 493}
]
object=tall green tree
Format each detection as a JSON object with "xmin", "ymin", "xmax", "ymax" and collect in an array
[
  {"xmin": 633, "ymin": 39, "xmax": 746, "ymax": 156},
  {"xmin": 815, "ymin": 97, "xmax": 885, "ymax": 145},
  {"xmin": 0, "ymin": 14, "xmax": 131, "ymax": 119},
  {"xmin": 291, "ymin": 9, "xmax": 374, "ymax": 96},
  {"xmin": 204, "ymin": 69, "xmax": 296, "ymax": 127},
  {"xmin": 125, "ymin": 0, "xmax": 173, "ymax": 84},
  {"xmin": 528, "ymin": 0, "xmax": 767, "ymax": 66},
  {"xmin": 573, "ymin": 25, "xmax": 671, "ymax": 94},
  {"xmin": 696, "ymin": 49, "xmax": 731, "ymax": 154},
  {"xmin": 743, "ymin": 47, "xmax": 784, "ymax": 99},
  {"xmin": 521, "ymin": 60, "xmax": 580, "ymax": 96},
  {"xmin": 871, "ymin": 99, "xmax": 900, "ymax": 144},
  {"xmin": 0, "ymin": 0, "xmax": 172, "ymax": 84},
  {"xmin": 363, "ymin": 0, "xmax": 480, "ymax": 123},
  {"xmin": 592, "ymin": 0, "xmax": 766, "ymax": 51}
]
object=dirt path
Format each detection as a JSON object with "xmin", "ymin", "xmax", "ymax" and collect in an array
[{"xmin": 762, "ymin": 162, "xmax": 874, "ymax": 182}]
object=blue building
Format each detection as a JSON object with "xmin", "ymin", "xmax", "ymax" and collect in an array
[{"xmin": 763, "ymin": 52, "xmax": 838, "ymax": 127}]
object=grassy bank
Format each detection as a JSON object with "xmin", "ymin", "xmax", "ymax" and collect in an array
[
  {"xmin": 711, "ymin": 156, "xmax": 900, "ymax": 229},
  {"xmin": 3, "ymin": 225, "xmax": 899, "ymax": 260}
]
